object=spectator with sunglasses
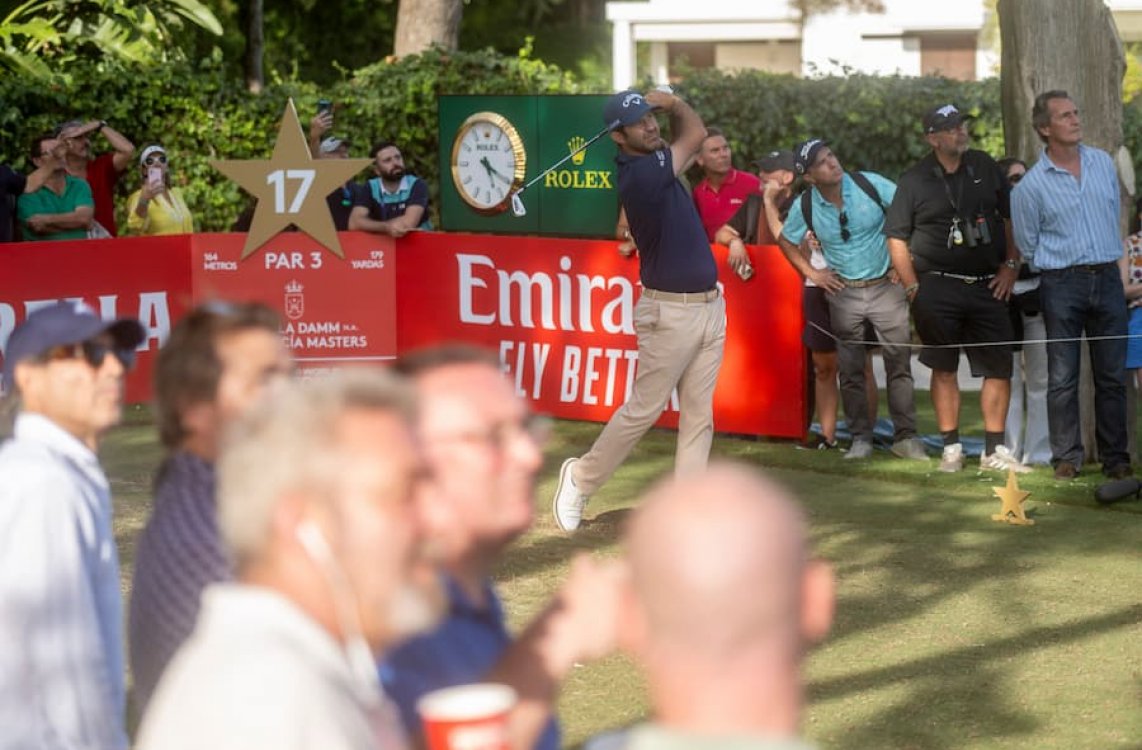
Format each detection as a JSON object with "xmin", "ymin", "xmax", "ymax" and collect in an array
[
  {"xmin": 126, "ymin": 145, "xmax": 195, "ymax": 236},
  {"xmin": 0, "ymin": 301, "xmax": 144, "ymax": 750},
  {"xmin": 55, "ymin": 118, "xmax": 135, "ymax": 237},
  {"xmin": 128, "ymin": 302, "xmax": 292, "ymax": 715},
  {"xmin": 777, "ymin": 139, "xmax": 925, "ymax": 462},
  {"xmin": 999, "ymin": 157, "xmax": 1051, "ymax": 467}
]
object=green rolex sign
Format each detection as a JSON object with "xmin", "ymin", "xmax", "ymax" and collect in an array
[{"xmin": 438, "ymin": 95, "xmax": 619, "ymax": 238}]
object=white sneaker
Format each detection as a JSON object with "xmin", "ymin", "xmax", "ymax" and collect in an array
[
  {"xmin": 939, "ymin": 442, "xmax": 964, "ymax": 473},
  {"xmin": 844, "ymin": 439, "xmax": 873, "ymax": 460},
  {"xmin": 552, "ymin": 457, "xmax": 589, "ymax": 531},
  {"xmin": 980, "ymin": 445, "xmax": 1032, "ymax": 474}
]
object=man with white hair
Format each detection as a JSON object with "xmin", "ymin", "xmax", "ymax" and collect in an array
[
  {"xmin": 616, "ymin": 463, "xmax": 834, "ymax": 749},
  {"xmin": 136, "ymin": 369, "xmax": 444, "ymax": 750}
]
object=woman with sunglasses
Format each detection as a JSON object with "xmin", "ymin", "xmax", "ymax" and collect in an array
[
  {"xmin": 125, "ymin": 145, "xmax": 194, "ymax": 235},
  {"xmin": 999, "ymin": 156, "xmax": 1050, "ymax": 467}
]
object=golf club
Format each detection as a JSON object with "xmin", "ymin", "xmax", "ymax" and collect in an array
[{"xmin": 510, "ymin": 118, "xmax": 622, "ymax": 217}]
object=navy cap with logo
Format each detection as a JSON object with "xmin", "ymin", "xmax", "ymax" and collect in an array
[
  {"xmin": 603, "ymin": 90, "xmax": 653, "ymax": 130},
  {"xmin": 2, "ymin": 301, "xmax": 145, "ymax": 391},
  {"xmin": 923, "ymin": 104, "xmax": 974, "ymax": 134},
  {"xmin": 793, "ymin": 139, "xmax": 828, "ymax": 175},
  {"xmin": 752, "ymin": 150, "xmax": 796, "ymax": 173}
]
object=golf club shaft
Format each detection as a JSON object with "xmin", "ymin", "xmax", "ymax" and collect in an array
[{"xmin": 517, "ymin": 119, "xmax": 620, "ymax": 196}]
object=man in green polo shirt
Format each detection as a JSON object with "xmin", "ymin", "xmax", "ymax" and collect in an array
[{"xmin": 17, "ymin": 133, "xmax": 94, "ymax": 242}]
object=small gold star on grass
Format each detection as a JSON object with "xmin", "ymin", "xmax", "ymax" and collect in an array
[
  {"xmin": 211, "ymin": 99, "xmax": 371, "ymax": 259},
  {"xmin": 992, "ymin": 469, "xmax": 1034, "ymax": 526}
]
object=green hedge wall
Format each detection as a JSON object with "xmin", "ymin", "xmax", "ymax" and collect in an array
[{"xmin": 4, "ymin": 53, "xmax": 1142, "ymax": 233}]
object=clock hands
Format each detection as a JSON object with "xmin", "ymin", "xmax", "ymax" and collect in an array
[{"xmin": 479, "ymin": 156, "xmax": 513, "ymax": 186}]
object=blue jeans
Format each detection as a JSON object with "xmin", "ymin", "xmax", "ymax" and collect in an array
[{"xmin": 1039, "ymin": 264, "xmax": 1130, "ymax": 471}]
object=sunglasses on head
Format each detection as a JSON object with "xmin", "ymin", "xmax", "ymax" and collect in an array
[
  {"xmin": 45, "ymin": 339, "xmax": 137, "ymax": 371},
  {"xmin": 1008, "ymin": 173, "xmax": 1024, "ymax": 185},
  {"xmin": 144, "ymin": 154, "xmax": 167, "ymax": 166},
  {"xmin": 839, "ymin": 211, "xmax": 851, "ymax": 242}
]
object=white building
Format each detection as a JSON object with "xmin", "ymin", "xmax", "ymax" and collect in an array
[{"xmin": 606, "ymin": 0, "xmax": 1142, "ymax": 89}]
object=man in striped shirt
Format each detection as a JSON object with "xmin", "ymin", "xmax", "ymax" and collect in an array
[
  {"xmin": 128, "ymin": 302, "xmax": 293, "ymax": 714},
  {"xmin": 1010, "ymin": 89, "xmax": 1132, "ymax": 481}
]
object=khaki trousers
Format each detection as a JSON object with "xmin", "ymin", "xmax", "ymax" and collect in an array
[{"xmin": 574, "ymin": 291, "xmax": 726, "ymax": 494}]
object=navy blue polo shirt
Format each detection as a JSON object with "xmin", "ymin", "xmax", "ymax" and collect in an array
[{"xmin": 618, "ymin": 148, "xmax": 717, "ymax": 293}]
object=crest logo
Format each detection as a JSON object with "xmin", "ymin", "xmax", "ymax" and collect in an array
[
  {"xmin": 622, "ymin": 93, "xmax": 644, "ymax": 109},
  {"xmin": 568, "ymin": 136, "xmax": 587, "ymax": 165},
  {"xmin": 936, "ymin": 104, "xmax": 958, "ymax": 117},
  {"xmin": 285, "ymin": 280, "xmax": 304, "ymax": 320}
]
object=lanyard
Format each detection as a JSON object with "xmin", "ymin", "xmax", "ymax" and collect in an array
[{"xmin": 938, "ymin": 163, "xmax": 968, "ymax": 219}]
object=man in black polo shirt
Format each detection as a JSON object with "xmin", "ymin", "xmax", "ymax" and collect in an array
[
  {"xmin": 885, "ymin": 104, "xmax": 1027, "ymax": 474},
  {"xmin": 552, "ymin": 88, "xmax": 725, "ymax": 532}
]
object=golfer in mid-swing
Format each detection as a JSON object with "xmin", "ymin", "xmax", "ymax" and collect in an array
[{"xmin": 552, "ymin": 88, "xmax": 726, "ymax": 531}]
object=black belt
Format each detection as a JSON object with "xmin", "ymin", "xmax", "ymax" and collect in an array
[
  {"xmin": 1070, "ymin": 261, "xmax": 1116, "ymax": 272},
  {"xmin": 925, "ymin": 270, "xmax": 995, "ymax": 283},
  {"xmin": 842, "ymin": 275, "xmax": 889, "ymax": 288}
]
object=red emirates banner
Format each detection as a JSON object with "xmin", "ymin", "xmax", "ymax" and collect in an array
[
  {"xmin": 0, "ymin": 235, "xmax": 194, "ymax": 402},
  {"xmin": 2, "ymin": 232, "xmax": 805, "ymax": 438},
  {"xmin": 396, "ymin": 232, "xmax": 806, "ymax": 438},
  {"xmin": 190, "ymin": 233, "xmax": 397, "ymax": 378}
]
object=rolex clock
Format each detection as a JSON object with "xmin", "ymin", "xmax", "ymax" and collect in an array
[{"xmin": 451, "ymin": 111, "xmax": 527, "ymax": 214}]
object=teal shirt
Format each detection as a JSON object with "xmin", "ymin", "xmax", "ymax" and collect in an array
[
  {"xmin": 781, "ymin": 171, "xmax": 896, "ymax": 281},
  {"xmin": 17, "ymin": 175, "xmax": 94, "ymax": 242}
]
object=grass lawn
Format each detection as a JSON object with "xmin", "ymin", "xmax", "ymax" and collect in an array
[{"xmin": 103, "ymin": 396, "xmax": 1142, "ymax": 750}]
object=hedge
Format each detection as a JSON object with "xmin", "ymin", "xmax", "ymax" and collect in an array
[{"xmin": 4, "ymin": 51, "xmax": 1142, "ymax": 233}]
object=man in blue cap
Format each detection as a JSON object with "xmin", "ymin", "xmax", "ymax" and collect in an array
[
  {"xmin": 553, "ymin": 88, "xmax": 725, "ymax": 531},
  {"xmin": 0, "ymin": 301, "xmax": 144, "ymax": 749},
  {"xmin": 777, "ymin": 139, "xmax": 925, "ymax": 463}
]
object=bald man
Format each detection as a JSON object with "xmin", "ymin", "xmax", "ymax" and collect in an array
[{"xmin": 616, "ymin": 464, "xmax": 834, "ymax": 749}]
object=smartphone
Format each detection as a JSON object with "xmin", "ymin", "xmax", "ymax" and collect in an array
[
  {"xmin": 147, "ymin": 166, "xmax": 162, "ymax": 188},
  {"xmin": 317, "ymin": 98, "xmax": 333, "ymax": 115}
]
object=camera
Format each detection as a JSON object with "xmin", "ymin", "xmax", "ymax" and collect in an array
[
  {"xmin": 947, "ymin": 215, "xmax": 992, "ymax": 249},
  {"xmin": 317, "ymin": 98, "xmax": 333, "ymax": 115},
  {"xmin": 973, "ymin": 215, "xmax": 991, "ymax": 246}
]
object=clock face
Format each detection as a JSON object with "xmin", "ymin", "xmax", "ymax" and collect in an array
[{"xmin": 451, "ymin": 112, "xmax": 527, "ymax": 214}]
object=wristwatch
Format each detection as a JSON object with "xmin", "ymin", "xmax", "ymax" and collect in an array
[{"xmin": 1003, "ymin": 259, "xmax": 1019, "ymax": 270}]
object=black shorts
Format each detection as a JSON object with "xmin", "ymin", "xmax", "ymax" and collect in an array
[
  {"xmin": 911, "ymin": 272, "xmax": 1013, "ymax": 377},
  {"xmin": 802, "ymin": 285, "xmax": 877, "ymax": 352}
]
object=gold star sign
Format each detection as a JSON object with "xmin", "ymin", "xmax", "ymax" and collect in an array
[
  {"xmin": 211, "ymin": 99, "xmax": 371, "ymax": 259},
  {"xmin": 992, "ymin": 469, "xmax": 1034, "ymax": 526}
]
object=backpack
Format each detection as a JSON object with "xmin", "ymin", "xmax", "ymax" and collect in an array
[{"xmin": 800, "ymin": 171, "xmax": 885, "ymax": 237}]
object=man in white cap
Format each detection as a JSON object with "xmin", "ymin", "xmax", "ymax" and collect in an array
[{"xmin": 0, "ymin": 300, "xmax": 144, "ymax": 750}]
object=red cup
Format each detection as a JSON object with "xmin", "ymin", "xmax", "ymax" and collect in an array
[{"xmin": 417, "ymin": 683, "xmax": 517, "ymax": 750}]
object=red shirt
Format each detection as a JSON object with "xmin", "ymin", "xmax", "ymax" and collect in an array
[
  {"xmin": 85, "ymin": 152, "xmax": 123, "ymax": 236},
  {"xmin": 692, "ymin": 168, "xmax": 761, "ymax": 242}
]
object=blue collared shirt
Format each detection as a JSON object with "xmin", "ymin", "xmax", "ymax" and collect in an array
[
  {"xmin": 1010, "ymin": 144, "xmax": 1121, "ymax": 269},
  {"xmin": 380, "ymin": 577, "xmax": 561, "ymax": 750},
  {"xmin": 781, "ymin": 171, "xmax": 897, "ymax": 280}
]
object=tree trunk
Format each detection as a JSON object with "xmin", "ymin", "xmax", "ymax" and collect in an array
[
  {"xmin": 393, "ymin": 0, "xmax": 463, "ymax": 58},
  {"xmin": 998, "ymin": 0, "xmax": 1128, "ymax": 463},
  {"xmin": 243, "ymin": 0, "xmax": 264, "ymax": 94}
]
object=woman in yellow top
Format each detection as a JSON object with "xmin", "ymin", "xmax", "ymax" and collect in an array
[{"xmin": 126, "ymin": 144, "xmax": 194, "ymax": 235}]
